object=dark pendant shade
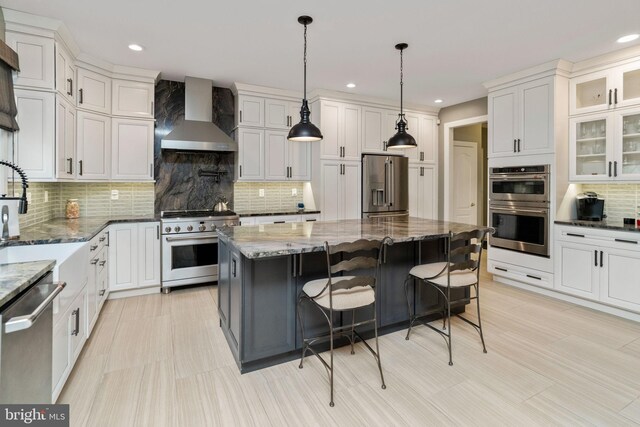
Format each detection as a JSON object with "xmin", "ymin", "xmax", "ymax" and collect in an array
[
  {"xmin": 288, "ymin": 99, "xmax": 323, "ymax": 142},
  {"xmin": 388, "ymin": 42, "xmax": 416, "ymax": 150}
]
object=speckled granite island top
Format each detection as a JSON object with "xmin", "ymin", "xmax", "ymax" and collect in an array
[
  {"xmin": 555, "ymin": 219, "xmax": 640, "ymax": 233},
  {"xmin": 0, "ymin": 260, "xmax": 55, "ymax": 308},
  {"xmin": 5, "ymin": 215, "xmax": 158, "ymax": 247},
  {"xmin": 218, "ymin": 217, "xmax": 493, "ymax": 259}
]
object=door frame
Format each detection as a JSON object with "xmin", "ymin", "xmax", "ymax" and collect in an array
[
  {"xmin": 443, "ymin": 115, "xmax": 488, "ymax": 221},
  {"xmin": 451, "ymin": 140, "xmax": 479, "ymax": 225}
]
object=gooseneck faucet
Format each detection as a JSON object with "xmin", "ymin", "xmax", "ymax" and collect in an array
[{"xmin": 0, "ymin": 160, "xmax": 29, "ymax": 214}]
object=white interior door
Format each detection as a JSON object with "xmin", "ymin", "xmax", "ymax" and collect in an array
[{"xmin": 452, "ymin": 141, "xmax": 478, "ymax": 225}]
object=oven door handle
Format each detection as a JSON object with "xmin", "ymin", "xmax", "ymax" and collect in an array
[
  {"xmin": 165, "ymin": 235, "xmax": 218, "ymax": 242},
  {"xmin": 489, "ymin": 174, "xmax": 548, "ymax": 181},
  {"xmin": 490, "ymin": 207, "xmax": 548, "ymax": 214}
]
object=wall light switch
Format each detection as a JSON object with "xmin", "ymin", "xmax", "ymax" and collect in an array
[
  {"xmin": 259, "ymin": 189, "xmax": 265, "ymax": 197},
  {"xmin": 291, "ymin": 188, "xmax": 297, "ymax": 196},
  {"xmin": 26, "ymin": 192, "xmax": 32, "ymax": 203},
  {"xmin": 44, "ymin": 191, "xmax": 49, "ymax": 202},
  {"xmin": 111, "ymin": 190, "xmax": 119, "ymax": 200}
]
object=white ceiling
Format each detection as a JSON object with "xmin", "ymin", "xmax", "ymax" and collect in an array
[{"xmin": 2, "ymin": 0, "xmax": 640, "ymax": 107}]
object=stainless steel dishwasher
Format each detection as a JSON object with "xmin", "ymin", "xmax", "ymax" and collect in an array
[{"xmin": 0, "ymin": 272, "xmax": 65, "ymax": 403}]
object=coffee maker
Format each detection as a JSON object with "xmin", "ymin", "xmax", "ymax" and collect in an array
[{"xmin": 576, "ymin": 192, "xmax": 605, "ymax": 221}]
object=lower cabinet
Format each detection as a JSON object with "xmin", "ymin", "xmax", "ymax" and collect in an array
[
  {"xmin": 109, "ymin": 222, "xmax": 161, "ymax": 292},
  {"xmin": 555, "ymin": 226, "xmax": 640, "ymax": 313}
]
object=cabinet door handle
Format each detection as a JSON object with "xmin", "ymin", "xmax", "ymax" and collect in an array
[
  {"xmin": 99, "ymin": 237, "xmax": 106, "ymax": 242},
  {"xmin": 513, "ymin": 139, "xmax": 517, "ymax": 153},
  {"xmin": 67, "ymin": 158, "xmax": 73, "ymax": 175},
  {"xmin": 517, "ymin": 138, "xmax": 521, "ymax": 152},
  {"xmin": 594, "ymin": 249, "xmax": 598, "ymax": 267},
  {"xmin": 67, "ymin": 78, "xmax": 73, "ymax": 96},
  {"xmin": 600, "ymin": 250, "xmax": 603, "ymax": 268},
  {"xmin": 615, "ymin": 238, "xmax": 638, "ymax": 244},
  {"xmin": 71, "ymin": 308, "xmax": 80, "ymax": 336},
  {"xmin": 608, "ymin": 161, "xmax": 612, "ymax": 177},
  {"xmin": 150, "ymin": 163, "xmax": 153, "ymax": 178},
  {"xmin": 609, "ymin": 89, "xmax": 612, "ymax": 106},
  {"xmin": 151, "ymin": 101, "xmax": 154, "ymax": 114},
  {"xmin": 157, "ymin": 225, "xmax": 160, "ymax": 240},
  {"xmin": 79, "ymin": 160, "xmax": 83, "ymax": 176},
  {"xmin": 420, "ymin": 151, "xmax": 424, "ymax": 161},
  {"xmin": 239, "ymin": 165, "xmax": 242, "ymax": 178},
  {"xmin": 105, "ymin": 231, "xmax": 110, "ymax": 247},
  {"xmin": 614, "ymin": 88, "xmax": 618, "ymax": 105},
  {"xmin": 614, "ymin": 161, "xmax": 618, "ymax": 177},
  {"xmin": 79, "ymin": 88, "xmax": 84, "ymax": 104},
  {"xmin": 239, "ymin": 110, "xmax": 242, "ymax": 123},
  {"xmin": 232, "ymin": 259, "xmax": 237, "ymax": 277},
  {"xmin": 566, "ymin": 233, "xmax": 585, "ymax": 238}
]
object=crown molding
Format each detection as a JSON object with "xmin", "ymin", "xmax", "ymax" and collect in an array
[{"xmin": 483, "ymin": 59, "xmax": 573, "ymax": 91}]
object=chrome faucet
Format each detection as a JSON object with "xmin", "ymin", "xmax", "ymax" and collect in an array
[{"xmin": 0, "ymin": 160, "xmax": 28, "ymax": 214}]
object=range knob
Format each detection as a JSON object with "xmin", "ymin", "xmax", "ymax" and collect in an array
[
  {"xmin": 174, "ymin": 226, "xmax": 181, "ymax": 233},
  {"xmin": 211, "ymin": 224, "xmax": 217, "ymax": 231},
  {"xmin": 187, "ymin": 225, "xmax": 193, "ymax": 232},
  {"xmin": 164, "ymin": 227, "xmax": 171, "ymax": 233},
  {"xmin": 198, "ymin": 224, "xmax": 206, "ymax": 232}
]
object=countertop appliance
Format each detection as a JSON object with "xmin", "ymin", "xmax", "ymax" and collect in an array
[
  {"xmin": 489, "ymin": 165, "xmax": 550, "ymax": 257},
  {"xmin": 0, "ymin": 272, "xmax": 65, "ymax": 403},
  {"xmin": 362, "ymin": 153, "xmax": 409, "ymax": 219},
  {"xmin": 161, "ymin": 209, "xmax": 239, "ymax": 293},
  {"xmin": 576, "ymin": 192, "xmax": 605, "ymax": 221}
]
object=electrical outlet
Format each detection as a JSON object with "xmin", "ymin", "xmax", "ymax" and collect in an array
[
  {"xmin": 44, "ymin": 191, "xmax": 49, "ymax": 202},
  {"xmin": 111, "ymin": 190, "xmax": 119, "ymax": 200},
  {"xmin": 258, "ymin": 224, "xmax": 265, "ymax": 232},
  {"xmin": 26, "ymin": 192, "xmax": 32, "ymax": 203},
  {"xmin": 291, "ymin": 188, "xmax": 297, "ymax": 196},
  {"xmin": 259, "ymin": 189, "xmax": 265, "ymax": 197}
]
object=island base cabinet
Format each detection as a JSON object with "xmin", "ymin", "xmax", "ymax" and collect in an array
[{"xmin": 218, "ymin": 238, "xmax": 230, "ymax": 328}]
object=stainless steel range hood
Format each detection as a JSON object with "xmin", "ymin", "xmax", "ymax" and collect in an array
[{"xmin": 161, "ymin": 77, "xmax": 237, "ymax": 152}]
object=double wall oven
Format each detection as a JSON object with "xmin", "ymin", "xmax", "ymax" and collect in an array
[{"xmin": 489, "ymin": 165, "xmax": 550, "ymax": 257}]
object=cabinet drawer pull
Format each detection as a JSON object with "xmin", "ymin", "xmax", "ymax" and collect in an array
[
  {"xmin": 79, "ymin": 88, "xmax": 84, "ymax": 104},
  {"xmin": 600, "ymin": 250, "xmax": 603, "ymax": 268},
  {"xmin": 90, "ymin": 258, "xmax": 99, "ymax": 265},
  {"xmin": 305, "ymin": 219, "xmax": 317, "ymax": 222},
  {"xmin": 594, "ymin": 249, "xmax": 598, "ymax": 267},
  {"xmin": 273, "ymin": 221, "xmax": 286, "ymax": 224},
  {"xmin": 615, "ymin": 238, "xmax": 637, "ymax": 244},
  {"xmin": 71, "ymin": 308, "xmax": 80, "ymax": 336},
  {"xmin": 99, "ymin": 290, "xmax": 105, "ymax": 296},
  {"xmin": 495, "ymin": 266, "xmax": 508, "ymax": 272},
  {"xmin": 99, "ymin": 237, "xmax": 106, "ymax": 242},
  {"xmin": 99, "ymin": 260, "xmax": 106, "ymax": 267},
  {"xmin": 566, "ymin": 233, "xmax": 585, "ymax": 238},
  {"xmin": 90, "ymin": 244, "xmax": 98, "ymax": 251},
  {"xmin": 526, "ymin": 274, "xmax": 541, "ymax": 280}
]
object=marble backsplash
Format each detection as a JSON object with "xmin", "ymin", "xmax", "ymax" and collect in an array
[
  {"xmin": 154, "ymin": 80, "xmax": 236, "ymax": 213},
  {"xmin": 15, "ymin": 182, "xmax": 154, "ymax": 228},
  {"xmin": 581, "ymin": 183, "xmax": 640, "ymax": 222},
  {"xmin": 234, "ymin": 182, "xmax": 305, "ymax": 213}
]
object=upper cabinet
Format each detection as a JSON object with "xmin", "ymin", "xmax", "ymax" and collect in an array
[
  {"xmin": 570, "ymin": 60, "xmax": 640, "ymax": 115},
  {"xmin": 111, "ymin": 80, "xmax": 154, "ymax": 118},
  {"xmin": 111, "ymin": 118, "xmax": 155, "ymax": 180},
  {"xmin": 55, "ymin": 43, "xmax": 76, "ymax": 104},
  {"xmin": 236, "ymin": 128, "xmax": 264, "ymax": 181},
  {"xmin": 264, "ymin": 99, "xmax": 299, "ymax": 130},
  {"xmin": 488, "ymin": 76, "xmax": 555, "ymax": 157},
  {"xmin": 76, "ymin": 68, "xmax": 112, "ymax": 115},
  {"xmin": 237, "ymin": 95, "xmax": 264, "ymax": 127},
  {"xmin": 318, "ymin": 100, "xmax": 361, "ymax": 161},
  {"xmin": 6, "ymin": 32, "xmax": 55, "ymax": 90},
  {"xmin": 264, "ymin": 130, "xmax": 310, "ymax": 181},
  {"xmin": 76, "ymin": 111, "xmax": 111, "ymax": 180}
]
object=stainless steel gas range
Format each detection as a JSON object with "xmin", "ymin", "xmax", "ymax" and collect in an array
[{"xmin": 160, "ymin": 210, "xmax": 239, "ymax": 293}]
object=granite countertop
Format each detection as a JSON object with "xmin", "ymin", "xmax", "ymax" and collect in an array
[
  {"xmin": 237, "ymin": 210, "xmax": 321, "ymax": 217},
  {"xmin": 4, "ymin": 215, "xmax": 159, "ymax": 247},
  {"xmin": 555, "ymin": 219, "xmax": 640, "ymax": 233},
  {"xmin": 0, "ymin": 260, "xmax": 56, "ymax": 308},
  {"xmin": 218, "ymin": 217, "xmax": 493, "ymax": 259}
]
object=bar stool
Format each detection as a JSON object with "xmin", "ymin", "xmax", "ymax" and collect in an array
[
  {"xmin": 297, "ymin": 237, "xmax": 390, "ymax": 407},
  {"xmin": 404, "ymin": 229, "xmax": 489, "ymax": 366}
]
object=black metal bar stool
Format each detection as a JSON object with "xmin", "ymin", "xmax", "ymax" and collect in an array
[
  {"xmin": 404, "ymin": 229, "xmax": 489, "ymax": 366},
  {"xmin": 297, "ymin": 237, "xmax": 391, "ymax": 407}
]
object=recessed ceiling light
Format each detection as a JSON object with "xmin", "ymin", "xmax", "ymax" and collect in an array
[
  {"xmin": 128, "ymin": 44, "xmax": 144, "ymax": 51},
  {"xmin": 617, "ymin": 34, "xmax": 639, "ymax": 43},
  {"xmin": 434, "ymin": 99, "xmax": 443, "ymax": 104},
  {"xmin": 346, "ymin": 83, "xmax": 356, "ymax": 88}
]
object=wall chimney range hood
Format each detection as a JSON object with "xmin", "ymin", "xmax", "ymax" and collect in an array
[{"xmin": 161, "ymin": 77, "xmax": 237, "ymax": 152}]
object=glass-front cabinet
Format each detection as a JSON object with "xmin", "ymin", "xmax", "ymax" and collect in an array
[
  {"xmin": 570, "ymin": 107, "xmax": 640, "ymax": 181},
  {"xmin": 570, "ymin": 60, "xmax": 640, "ymax": 115}
]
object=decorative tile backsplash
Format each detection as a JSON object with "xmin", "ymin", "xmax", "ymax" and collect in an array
[
  {"xmin": 234, "ymin": 182, "xmax": 305, "ymax": 213},
  {"xmin": 14, "ymin": 182, "xmax": 155, "ymax": 228},
  {"xmin": 581, "ymin": 184, "xmax": 640, "ymax": 222}
]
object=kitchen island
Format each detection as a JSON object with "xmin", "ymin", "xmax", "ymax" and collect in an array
[{"xmin": 217, "ymin": 217, "xmax": 491, "ymax": 372}]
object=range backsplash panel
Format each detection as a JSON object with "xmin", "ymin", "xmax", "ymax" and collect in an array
[{"xmin": 154, "ymin": 80, "xmax": 235, "ymax": 213}]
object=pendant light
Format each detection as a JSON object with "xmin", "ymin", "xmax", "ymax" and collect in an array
[
  {"xmin": 387, "ymin": 43, "xmax": 417, "ymax": 149},
  {"xmin": 288, "ymin": 16, "xmax": 323, "ymax": 142}
]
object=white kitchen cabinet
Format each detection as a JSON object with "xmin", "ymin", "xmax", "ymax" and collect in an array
[
  {"xmin": 6, "ymin": 31, "xmax": 55, "ymax": 89},
  {"xmin": 13, "ymin": 89, "xmax": 55, "ymax": 180},
  {"xmin": 76, "ymin": 68, "xmax": 112, "ymax": 115},
  {"xmin": 362, "ymin": 107, "xmax": 386, "ymax": 153},
  {"xmin": 570, "ymin": 106, "xmax": 640, "ymax": 181},
  {"xmin": 237, "ymin": 95, "xmax": 264, "ymax": 127},
  {"xmin": 76, "ymin": 110, "xmax": 111, "ymax": 180},
  {"xmin": 554, "ymin": 240, "xmax": 600, "ymax": 300},
  {"xmin": 320, "ymin": 160, "xmax": 360, "ymax": 221},
  {"xmin": 418, "ymin": 115, "xmax": 437, "ymax": 163},
  {"xmin": 319, "ymin": 100, "xmax": 361, "ymax": 160},
  {"xmin": 570, "ymin": 60, "xmax": 640, "ymax": 115},
  {"xmin": 488, "ymin": 76, "xmax": 554, "ymax": 157},
  {"xmin": 264, "ymin": 130, "xmax": 311, "ymax": 181},
  {"xmin": 111, "ymin": 118, "xmax": 154, "ymax": 180},
  {"xmin": 112, "ymin": 79, "xmax": 154, "ymax": 118},
  {"xmin": 86, "ymin": 228, "xmax": 109, "ymax": 335},
  {"xmin": 237, "ymin": 128, "xmax": 264, "ymax": 181},
  {"xmin": 265, "ymin": 98, "xmax": 299, "ymax": 130},
  {"xmin": 408, "ymin": 164, "xmax": 437, "ymax": 219},
  {"xmin": 56, "ymin": 96, "xmax": 77, "ymax": 179},
  {"xmin": 600, "ymin": 247, "xmax": 640, "ymax": 312},
  {"xmin": 109, "ymin": 222, "xmax": 160, "ymax": 292},
  {"xmin": 55, "ymin": 43, "xmax": 76, "ymax": 104}
]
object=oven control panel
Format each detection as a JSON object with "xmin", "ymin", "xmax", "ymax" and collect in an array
[{"xmin": 161, "ymin": 216, "xmax": 239, "ymax": 235}]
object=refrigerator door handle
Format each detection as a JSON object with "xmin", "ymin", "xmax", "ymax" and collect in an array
[
  {"xmin": 383, "ymin": 160, "xmax": 389, "ymax": 206},
  {"xmin": 389, "ymin": 161, "xmax": 394, "ymax": 207}
]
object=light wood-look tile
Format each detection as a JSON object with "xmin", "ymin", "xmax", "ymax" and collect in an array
[{"xmin": 58, "ymin": 263, "xmax": 640, "ymax": 426}]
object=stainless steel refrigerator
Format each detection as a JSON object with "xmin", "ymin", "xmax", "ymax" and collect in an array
[{"xmin": 362, "ymin": 153, "xmax": 409, "ymax": 218}]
